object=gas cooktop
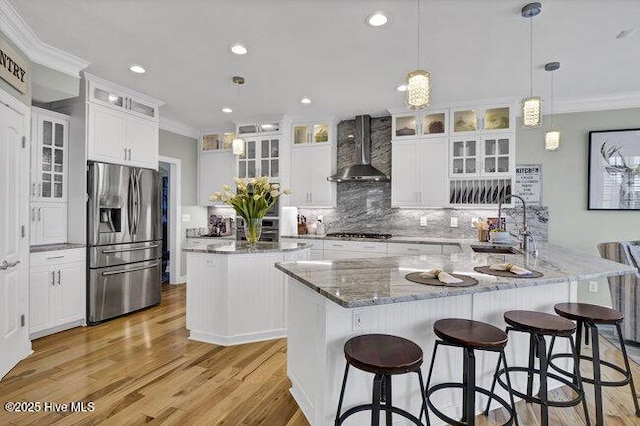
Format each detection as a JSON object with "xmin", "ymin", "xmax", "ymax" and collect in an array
[{"xmin": 325, "ymin": 232, "xmax": 393, "ymax": 240}]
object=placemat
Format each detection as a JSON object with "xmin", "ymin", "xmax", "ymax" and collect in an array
[
  {"xmin": 405, "ymin": 272, "xmax": 478, "ymax": 287},
  {"xmin": 474, "ymin": 266, "xmax": 543, "ymax": 278}
]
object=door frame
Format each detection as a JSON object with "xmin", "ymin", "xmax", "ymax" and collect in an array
[
  {"xmin": 0, "ymin": 87, "xmax": 32, "ymax": 380},
  {"xmin": 158, "ymin": 156, "xmax": 182, "ymax": 284}
]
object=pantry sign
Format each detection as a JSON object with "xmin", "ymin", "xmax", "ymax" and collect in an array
[
  {"xmin": 0, "ymin": 37, "xmax": 28, "ymax": 94},
  {"xmin": 515, "ymin": 164, "xmax": 543, "ymax": 205}
]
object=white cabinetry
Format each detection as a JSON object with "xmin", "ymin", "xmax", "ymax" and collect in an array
[
  {"xmin": 30, "ymin": 108, "xmax": 69, "ymax": 245},
  {"xmin": 29, "ymin": 248, "xmax": 85, "ymax": 338},
  {"xmin": 392, "ymin": 110, "xmax": 448, "ymax": 140},
  {"xmin": 391, "ymin": 138, "xmax": 448, "ymax": 207},
  {"xmin": 198, "ymin": 149, "xmax": 235, "ymax": 206},
  {"xmin": 295, "ymin": 238, "xmax": 324, "ymax": 260},
  {"xmin": 291, "ymin": 145, "xmax": 335, "ymax": 207},
  {"xmin": 323, "ymin": 240, "xmax": 388, "ymax": 260},
  {"xmin": 84, "ymin": 73, "xmax": 161, "ymax": 170},
  {"xmin": 235, "ymin": 121, "xmax": 282, "ymax": 180}
]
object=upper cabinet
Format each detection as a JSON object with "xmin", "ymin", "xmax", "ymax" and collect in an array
[
  {"xmin": 237, "ymin": 121, "xmax": 281, "ymax": 136},
  {"xmin": 235, "ymin": 120, "xmax": 282, "ymax": 180},
  {"xmin": 290, "ymin": 120, "xmax": 336, "ymax": 207},
  {"xmin": 450, "ymin": 105, "xmax": 513, "ymax": 135},
  {"xmin": 198, "ymin": 131, "xmax": 236, "ymax": 206},
  {"xmin": 201, "ymin": 132, "xmax": 235, "ymax": 152},
  {"xmin": 392, "ymin": 110, "xmax": 448, "ymax": 140},
  {"xmin": 31, "ymin": 108, "xmax": 68, "ymax": 202},
  {"xmin": 84, "ymin": 73, "xmax": 162, "ymax": 170},
  {"xmin": 88, "ymin": 79, "xmax": 158, "ymax": 120}
]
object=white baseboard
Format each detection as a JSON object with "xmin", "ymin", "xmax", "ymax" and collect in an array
[{"xmin": 188, "ymin": 328, "xmax": 286, "ymax": 347}]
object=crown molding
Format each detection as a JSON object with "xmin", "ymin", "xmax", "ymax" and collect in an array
[
  {"xmin": 0, "ymin": 0, "xmax": 90, "ymax": 77},
  {"xmin": 551, "ymin": 91, "xmax": 640, "ymax": 115},
  {"xmin": 160, "ymin": 116, "xmax": 199, "ymax": 140}
]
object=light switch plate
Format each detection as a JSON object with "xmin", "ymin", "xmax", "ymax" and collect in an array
[
  {"xmin": 182, "ymin": 213, "xmax": 191, "ymax": 222},
  {"xmin": 420, "ymin": 217, "xmax": 428, "ymax": 227},
  {"xmin": 450, "ymin": 217, "xmax": 458, "ymax": 228},
  {"xmin": 588, "ymin": 281, "xmax": 598, "ymax": 293}
]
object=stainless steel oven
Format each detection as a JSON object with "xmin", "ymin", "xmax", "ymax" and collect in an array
[{"xmin": 236, "ymin": 218, "xmax": 279, "ymax": 242}]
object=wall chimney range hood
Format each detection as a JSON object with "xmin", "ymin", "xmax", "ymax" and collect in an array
[{"xmin": 328, "ymin": 115, "xmax": 390, "ymax": 182}]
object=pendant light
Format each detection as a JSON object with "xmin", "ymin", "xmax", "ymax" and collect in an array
[
  {"xmin": 521, "ymin": 2, "xmax": 542, "ymax": 127},
  {"xmin": 231, "ymin": 76, "xmax": 245, "ymax": 156},
  {"xmin": 544, "ymin": 61, "xmax": 560, "ymax": 151},
  {"xmin": 406, "ymin": 0, "xmax": 431, "ymax": 110}
]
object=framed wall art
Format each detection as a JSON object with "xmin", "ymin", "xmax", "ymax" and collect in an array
[{"xmin": 588, "ymin": 128, "xmax": 640, "ymax": 210}]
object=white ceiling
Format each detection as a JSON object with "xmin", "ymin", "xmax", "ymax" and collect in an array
[{"xmin": 10, "ymin": 0, "xmax": 640, "ymax": 132}]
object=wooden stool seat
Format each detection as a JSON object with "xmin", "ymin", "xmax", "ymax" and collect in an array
[
  {"xmin": 434, "ymin": 318, "xmax": 507, "ymax": 349},
  {"xmin": 344, "ymin": 334, "xmax": 423, "ymax": 375},
  {"xmin": 504, "ymin": 310, "xmax": 576, "ymax": 336},
  {"xmin": 555, "ymin": 302, "xmax": 623, "ymax": 324}
]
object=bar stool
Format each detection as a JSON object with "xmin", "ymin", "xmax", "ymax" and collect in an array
[
  {"xmin": 424, "ymin": 319, "xmax": 517, "ymax": 426},
  {"xmin": 334, "ymin": 334, "xmax": 429, "ymax": 426},
  {"xmin": 486, "ymin": 310, "xmax": 590, "ymax": 426},
  {"xmin": 549, "ymin": 302, "xmax": 640, "ymax": 426}
]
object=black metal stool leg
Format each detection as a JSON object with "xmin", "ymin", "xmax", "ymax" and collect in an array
[
  {"xmin": 484, "ymin": 353, "xmax": 503, "ymax": 415},
  {"xmin": 616, "ymin": 323, "xmax": 640, "ymax": 417},
  {"xmin": 384, "ymin": 375, "xmax": 393, "ymax": 426},
  {"xmin": 568, "ymin": 335, "xmax": 591, "ymax": 426},
  {"xmin": 500, "ymin": 349, "xmax": 519, "ymax": 426},
  {"xmin": 535, "ymin": 334, "xmax": 549, "ymax": 426},
  {"xmin": 574, "ymin": 320, "xmax": 583, "ymax": 387},
  {"xmin": 462, "ymin": 347, "xmax": 476, "ymax": 426},
  {"xmin": 421, "ymin": 341, "xmax": 440, "ymax": 421},
  {"xmin": 335, "ymin": 363, "xmax": 350, "ymax": 425},
  {"xmin": 372, "ymin": 373, "xmax": 382, "ymax": 426},
  {"xmin": 417, "ymin": 370, "xmax": 430, "ymax": 426},
  {"xmin": 526, "ymin": 333, "xmax": 536, "ymax": 399},
  {"xmin": 589, "ymin": 323, "xmax": 604, "ymax": 426}
]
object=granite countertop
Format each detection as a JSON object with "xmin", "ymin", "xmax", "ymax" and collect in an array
[
  {"xmin": 186, "ymin": 234, "xmax": 235, "ymax": 239},
  {"xmin": 31, "ymin": 243, "xmax": 86, "ymax": 253},
  {"xmin": 282, "ymin": 234, "xmax": 474, "ymax": 247},
  {"xmin": 184, "ymin": 240, "xmax": 310, "ymax": 254},
  {"xmin": 275, "ymin": 241, "xmax": 635, "ymax": 308}
]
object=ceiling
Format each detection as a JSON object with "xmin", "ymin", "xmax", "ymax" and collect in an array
[{"xmin": 10, "ymin": 0, "xmax": 640, "ymax": 133}]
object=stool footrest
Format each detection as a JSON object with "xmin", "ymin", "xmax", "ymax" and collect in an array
[
  {"xmin": 426, "ymin": 382, "xmax": 515, "ymax": 426},
  {"xmin": 336, "ymin": 403, "xmax": 424, "ymax": 426},
  {"xmin": 494, "ymin": 366, "xmax": 584, "ymax": 408},
  {"xmin": 549, "ymin": 353, "xmax": 632, "ymax": 387}
]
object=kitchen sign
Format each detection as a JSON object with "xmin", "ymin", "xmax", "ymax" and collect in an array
[
  {"xmin": 0, "ymin": 37, "xmax": 28, "ymax": 94},
  {"xmin": 515, "ymin": 164, "xmax": 543, "ymax": 205}
]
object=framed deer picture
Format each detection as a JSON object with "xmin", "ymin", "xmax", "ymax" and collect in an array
[{"xmin": 588, "ymin": 129, "xmax": 640, "ymax": 210}]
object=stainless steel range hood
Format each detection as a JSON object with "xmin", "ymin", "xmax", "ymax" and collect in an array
[{"xmin": 328, "ymin": 115, "xmax": 390, "ymax": 182}]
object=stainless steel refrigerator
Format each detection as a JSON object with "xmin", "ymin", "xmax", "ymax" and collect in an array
[{"xmin": 87, "ymin": 162, "xmax": 161, "ymax": 324}]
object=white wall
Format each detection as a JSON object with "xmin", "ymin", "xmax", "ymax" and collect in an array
[
  {"xmin": 516, "ymin": 107, "xmax": 640, "ymax": 305},
  {"xmin": 159, "ymin": 129, "xmax": 207, "ymax": 279}
]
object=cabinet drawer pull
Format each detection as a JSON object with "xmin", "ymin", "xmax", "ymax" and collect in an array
[{"xmin": 46, "ymin": 255, "xmax": 66, "ymax": 260}]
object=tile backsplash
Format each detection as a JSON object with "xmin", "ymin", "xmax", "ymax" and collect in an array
[{"xmin": 299, "ymin": 115, "xmax": 548, "ymax": 241}]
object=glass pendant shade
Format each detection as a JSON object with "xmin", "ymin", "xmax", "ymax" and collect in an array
[
  {"xmin": 232, "ymin": 138, "xmax": 245, "ymax": 156},
  {"xmin": 406, "ymin": 69, "xmax": 431, "ymax": 110},
  {"xmin": 522, "ymin": 96, "xmax": 542, "ymax": 127},
  {"xmin": 545, "ymin": 131, "xmax": 560, "ymax": 151}
]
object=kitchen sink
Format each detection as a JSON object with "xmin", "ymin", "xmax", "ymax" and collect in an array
[{"xmin": 471, "ymin": 245, "xmax": 523, "ymax": 255}]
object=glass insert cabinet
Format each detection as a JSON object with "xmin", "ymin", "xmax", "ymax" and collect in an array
[
  {"xmin": 237, "ymin": 137, "xmax": 280, "ymax": 179},
  {"xmin": 201, "ymin": 132, "xmax": 235, "ymax": 151},
  {"xmin": 391, "ymin": 110, "xmax": 449, "ymax": 139},
  {"xmin": 89, "ymin": 81, "xmax": 158, "ymax": 120},
  {"xmin": 31, "ymin": 110, "xmax": 68, "ymax": 202}
]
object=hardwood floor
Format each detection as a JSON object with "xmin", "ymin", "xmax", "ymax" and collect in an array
[{"xmin": 0, "ymin": 284, "xmax": 638, "ymax": 425}]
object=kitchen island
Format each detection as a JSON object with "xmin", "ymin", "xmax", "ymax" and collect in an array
[
  {"xmin": 275, "ymin": 241, "xmax": 634, "ymax": 425},
  {"xmin": 184, "ymin": 241, "xmax": 309, "ymax": 346}
]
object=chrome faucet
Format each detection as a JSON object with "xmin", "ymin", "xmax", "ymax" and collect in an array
[{"xmin": 497, "ymin": 194, "xmax": 538, "ymax": 255}]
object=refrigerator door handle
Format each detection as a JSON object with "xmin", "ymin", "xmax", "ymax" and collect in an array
[
  {"xmin": 127, "ymin": 172, "xmax": 135, "ymax": 236},
  {"xmin": 135, "ymin": 171, "xmax": 141, "ymax": 235},
  {"xmin": 102, "ymin": 244, "xmax": 159, "ymax": 254},
  {"xmin": 101, "ymin": 262, "xmax": 159, "ymax": 276}
]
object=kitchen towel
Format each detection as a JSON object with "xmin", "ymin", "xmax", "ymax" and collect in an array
[
  {"xmin": 489, "ymin": 263, "xmax": 532, "ymax": 275},
  {"xmin": 419, "ymin": 269, "xmax": 463, "ymax": 284}
]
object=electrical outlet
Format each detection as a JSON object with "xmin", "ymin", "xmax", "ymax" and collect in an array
[
  {"xmin": 588, "ymin": 281, "xmax": 598, "ymax": 293},
  {"xmin": 450, "ymin": 217, "xmax": 458, "ymax": 228},
  {"xmin": 420, "ymin": 217, "xmax": 428, "ymax": 227},
  {"xmin": 352, "ymin": 310, "xmax": 363, "ymax": 330}
]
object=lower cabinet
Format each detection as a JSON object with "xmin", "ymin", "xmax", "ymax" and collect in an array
[
  {"xmin": 322, "ymin": 240, "xmax": 388, "ymax": 260},
  {"xmin": 29, "ymin": 248, "xmax": 86, "ymax": 338},
  {"xmin": 30, "ymin": 202, "xmax": 67, "ymax": 245}
]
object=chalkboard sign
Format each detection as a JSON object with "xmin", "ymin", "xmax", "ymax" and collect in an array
[{"xmin": 515, "ymin": 164, "xmax": 542, "ymax": 205}]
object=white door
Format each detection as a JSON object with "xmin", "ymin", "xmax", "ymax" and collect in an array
[
  {"xmin": 87, "ymin": 103, "xmax": 127, "ymax": 164},
  {"xmin": 127, "ymin": 115, "xmax": 158, "ymax": 169},
  {"xmin": 391, "ymin": 141, "xmax": 419, "ymax": 206},
  {"xmin": 0, "ymin": 101, "xmax": 28, "ymax": 379},
  {"xmin": 309, "ymin": 145, "xmax": 333, "ymax": 207},
  {"xmin": 419, "ymin": 139, "xmax": 448, "ymax": 206},
  {"xmin": 57, "ymin": 262, "xmax": 86, "ymax": 324},
  {"xmin": 28, "ymin": 267, "xmax": 53, "ymax": 334},
  {"xmin": 290, "ymin": 147, "xmax": 309, "ymax": 206}
]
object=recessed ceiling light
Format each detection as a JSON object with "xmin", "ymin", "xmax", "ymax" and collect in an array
[
  {"xmin": 301, "ymin": 97, "xmax": 312, "ymax": 104},
  {"xmin": 367, "ymin": 13, "xmax": 388, "ymax": 27},
  {"xmin": 396, "ymin": 84, "xmax": 407, "ymax": 92},
  {"xmin": 230, "ymin": 44, "xmax": 248, "ymax": 55},
  {"xmin": 221, "ymin": 107, "xmax": 233, "ymax": 113},
  {"xmin": 130, "ymin": 64, "xmax": 146, "ymax": 74},
  {"xmin": 616, "ymin": 28, "xmax": 636, "ymax": 39}
]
